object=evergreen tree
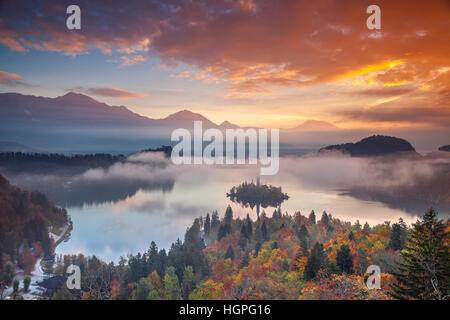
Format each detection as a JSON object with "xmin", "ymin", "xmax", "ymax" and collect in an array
[
  {"xmin": 181, "ymin": 266, "xmax": 195, "ymax": 300},
  {"xmin": 261, "ymin": 221, "xmax": 269, "ymax": 241},
  {"xmin": 297, "ymin": 223, "xmax": 309, "ymax": 241},
  {"xmin": 147, "ymin": 241, "xmax": 159, "ymax": 274},
  {"xmin": 254, "ymin": 242, "xmax": 262, "ymax": 258},
  {"xmin": 217, "ymin": 225, "xmax": 226, "ymax": 241},
  {"xmin": 398, "ymin": 218, "xmax": 408, "ymax": 245},
  {"xmin": 309, "ymin": 210, "xmax": 316, "ymax": 224},
  {"xmin": 254, "ymin": 223, "xmax": 262, "ymax": 242},
  {"xmin": 157, "ymin": 249, "xmax": 167, "ymax": 277},
  {"xmin": 348, "ymin": 231, "xmax": 354, "ymax": 241},
  {"xmin": 337, "ymin": 245, "xmax": 353, "ymax": 274},
  {"xmin": 117, "ymin": 279, "xmax": 133, "ymax": 300},
  {"xmin": 163, "ymin": 266, "xmax": 181, "ymax": 300},
  {"xmin": 217, "ymin": 206, "xmax": 233, "ymax": 241},
  {"xmin": 224, "ymin": 245, "xmax": 235, "ymax": 261},
  {"xmin": 245, "ymin": 214, "xmax": 253, "ymax": 240},
  {"xmin": 211, "ymin": 211, "xmax": 219, "ymax": 231},
  {"xmin": 391, "ymin": 209, "xmax": 450, "ymax": 300},
  {"xmin": 282, "ymin": 257, "xmax": 289, "ymax": 271},
  {"xmin": 240, "ymin": 251, "xmax": 250, "ymax": 268},
  {"xmin": 13, "ymin": 279, "xmax": 19, "ymax": 293},
  {"xmin": 272, "ymin": 241, "xmax": 278, "ymax": 250},
  {"xmin": 388, "ymin": 223, "xmax": 403, "ymax": 251},
  {"xmin": 363, "ymin": 222, "xmax": 371, "ymax": 233},
  {"xmin": 272, "ymin": 207, "xmax": 282, "ymax": 219},
  {"xmin": 182, "ymin": 219, "xmax": 209, "ymax": 278},
  {"xmin": 240, "ymin": 222, "xmax": 246, "ymax": 239},
  {"xmin": 23, "ymin": 275, "xmax": 31, "ymax": 292},
  {"xmin": 320, "ymin": 211, "xmax": 334, "ymax": 232},
  {"xmin": 224, "ymin": 205, "xmax": 233, "ymax": 226},
  {"xmin": 1, "ymin": 261, "xmax": 15, "ymax": 285},
  {"xmin": 354, "ymin": 220, "xmax": 362, "ymax": 231},
  {"xmin": 299, "ymin": 237, "xmax": 308, "ymax": 256},
  {"xmin": 356, "ymin": 247, "xmax": 368, "ymax": 275},
  {"xmin": 304, "ymin": 242, "xmax": 326, "ymax": 280},
  {"xmin": 321, "ymin": 211, "xmax": 329, "ymax": 227},
  {"xmin": 204, "ymin": 213, "xmax": 211, "ymax": 236}
]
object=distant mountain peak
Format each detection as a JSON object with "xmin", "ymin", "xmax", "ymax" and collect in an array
[
  {"xmin": 56, "ymin": 91, "xmax": 100, "ymax": 105},
  {"xmin": 62, "ymin": 91, "xmax": 82, "ymax": 97},
  {"xmin": 219, "ymin": 120, "xmax": 240, "ymax": 129},
  {"xmin": 295, "ymin": 120, "xmax": 338, "ymax": 131},
  {"xmin": 161, "ymin": 109, "xmax": 218, "ymax": 127},
  {"xmin": 168, "ymin": 109, "xmax": 201, "ymax": 117}
]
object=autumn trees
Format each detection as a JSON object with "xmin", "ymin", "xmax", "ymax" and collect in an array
[
  {"xmin": 0, "ymin": 174, "xmax": 68, "ymax": 261},
  {"xmin": 47, "ymin": 205, "xmax": 449, "ymax": 300}
]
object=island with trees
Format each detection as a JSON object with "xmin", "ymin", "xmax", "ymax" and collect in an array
[{"xmin": 226, "ymin": 177, "xmax": 289, "ymax": 218}]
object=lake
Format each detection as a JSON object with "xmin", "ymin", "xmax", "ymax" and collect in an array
[{"xmin": 52, "ymin": 153, "xmax": 443, "ymax": 263}]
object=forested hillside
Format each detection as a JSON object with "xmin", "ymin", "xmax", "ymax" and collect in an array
[
  {"xmin": 0, "ymin": 174, "xmax": 68, "ymax": 269},
  {"xmin": 49, "ymin": 206, "xmax": 449, "ymax": 300},
  {"xmin": 0, "ymin": 152, "xmax": 125, "ymax": 174}
]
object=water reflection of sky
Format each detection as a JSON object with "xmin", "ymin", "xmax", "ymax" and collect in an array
[{"xmin": 57, "ymin": 162, "xmax": 420, "ymax": 263}]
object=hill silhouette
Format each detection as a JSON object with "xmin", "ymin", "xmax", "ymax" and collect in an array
[{"xmin": 319, "ymin": 135, "xmax": 417, "ymax": 157}]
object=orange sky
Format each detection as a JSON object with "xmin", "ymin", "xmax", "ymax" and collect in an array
[{"xmin": 0, "ymin": 0, "xmax": 449, "ymax": 130}]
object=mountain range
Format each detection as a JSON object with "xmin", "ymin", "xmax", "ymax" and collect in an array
[
  {"xmin": 0, "ymin": 92, "xmax": 341, "ymax": 153},
  {"xmin": 0, "ymin": 92, "xmax": 340, "ymax": 130},
  {"xmin": 0, "ymin": 92, "xmax": 222, "ymax": 128}
]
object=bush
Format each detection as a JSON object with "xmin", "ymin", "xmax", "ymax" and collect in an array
[
  {"xmin": 13, "ymin": 279, "xmax": 19, "ymax": 292},
  {"xmin": 23, "ymin": 276, "xmax": 31, "ymax": 292}
]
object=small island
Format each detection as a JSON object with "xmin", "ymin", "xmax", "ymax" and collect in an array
[
  {"xmin": 319, "ymin": 135, "xmax": 417, "ymax": 157},
  {"xmin": 226, "ymin": 177, "xmax": 289, "ymax": 218}
]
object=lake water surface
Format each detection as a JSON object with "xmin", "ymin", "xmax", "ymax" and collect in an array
[{"xmin": 55, "ymin": 154, "xmax": 434, "ymax": 262}]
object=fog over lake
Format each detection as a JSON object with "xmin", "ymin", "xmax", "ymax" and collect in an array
[{"xmin": 5, "ymin": 152, "xmax": 449, "ymax": 263}]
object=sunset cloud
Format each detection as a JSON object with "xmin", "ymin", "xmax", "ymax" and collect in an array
[
  {"xmin": 336, "ymin": 103, "xmax": 450, "ymax": 127},
  {"xmin": 0, "ymin": 0, "xmax": 448, "ymax": 128},
  {"xmin": 70, "ymin": 87, "xmax": 147, "ymax": 100},
  {"xmin": 0, "ymin": 70, "xmax": 29, "ymax": 87},
  {"xmin": 347, "ymin": 85, "xmax": 416, "ymax": 98}
]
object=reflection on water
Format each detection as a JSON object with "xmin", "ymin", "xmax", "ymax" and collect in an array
[
  {"xmin": 5, "ymin": 153, "xmax": 448, "ymax": 263},
  {"xmin": 56, "ymin": 163, "xmax": 429, "ymax": 263}
]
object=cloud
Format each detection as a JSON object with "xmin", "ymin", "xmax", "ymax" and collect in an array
[
  {"xmin": 346, "ymin": 85, "xmax": 416, "ymax": 97},
  {"xmin": 126, "ymin": 152, "xmax": 170, "ymax": 165},
  {"xmin": 279, "ymin": 152, "xmax": 450, "ymax": 191},
  {"xmin": 0, "ymin": 70, "xmax": 29, "ymax": 87},
  {"xmin": 80, "ymin": 151, "xmax": 175, "ymax": 183},
  {"xmin": 0, "ymin": 0, "xmax": 449, "ymax": 126},
  {"xmin": 118, "ymin": 55, "xmax": 147, "ymax": 66},
  {"xmin": 0, "ymin": 1, "xmax": 447, "ymax": 87},
  {"xmin": 336, "ymin": 105, "xmax": 450, "ymax": 127},
  {"xmin": 70, "ymin": 86, "xmax": 146, "ymax": 99}
]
